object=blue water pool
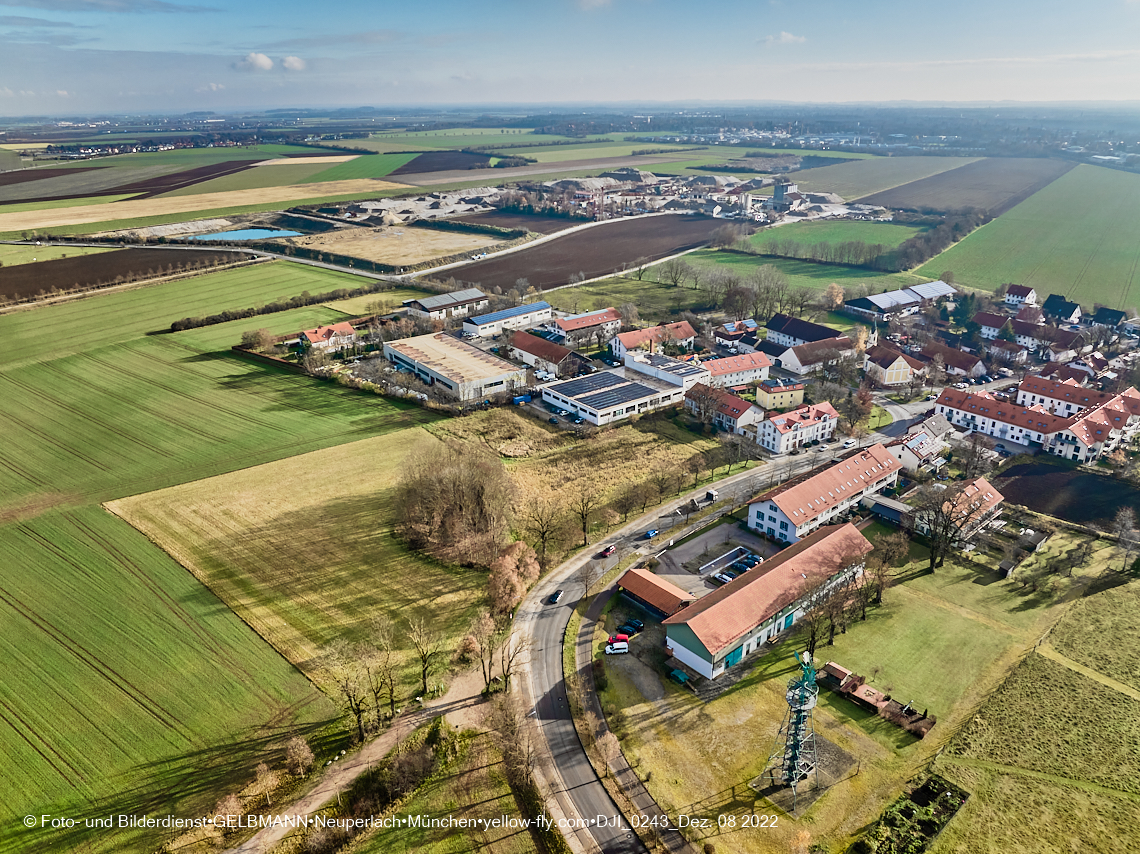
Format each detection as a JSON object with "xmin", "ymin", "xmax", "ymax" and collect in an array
[{"xmin": 190, "ymin": 228, "xmax": 303, "ymax": 241}]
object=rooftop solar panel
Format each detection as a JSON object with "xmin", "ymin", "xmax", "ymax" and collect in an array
[
  {"xmin": 468, "ymin": 301, "xmax": 552, "ymax": 326},
  {"xmin": 548, "ymin": 372, "xmax": 624, "ymax": 397},
  {"xmin": 579, "ymin": 381, "xmax": 659, "ymax": 410}
]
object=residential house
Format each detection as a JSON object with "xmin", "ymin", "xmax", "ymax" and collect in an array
[
  {"xmin": 1004, "ymin": 285, "xmax": 1037, "ymax": 307},
  {"xmin": 755, "ymin": 401, "xmax": 840, "ymax": 454},
  {"xmin": 685, "ymin": 383, "xmax": 764, "ymax": 435},
  {"xmin": 611, "ymin": 321, "xmax": 697, "ymax": 359},
  {"xmin": 549, "ymin": 307, "xmax": 623, "ymax": 347},
  {"xmin": 403, "ymin": 288, "xmax": 489, "ymax": 320},
  {"xmin": 754, "ymin": 376, "xmax": 805, "ymax": 410},
  {"xmin": 759, "ymin": 336, "xmax": 857, "ymax": 375},
  {"xmin": 747, "ymin": 444, "xmax": 901, "ymax": 542},
  {"xmin": 973, "ymin": 311, "xmax": 1013, "ymax": 340},
  {"xmin": 713, "ymin": 319, "xmax": 760, "ymax": 348},
  {"xmin": 986, "ymin": 339, "xmax": 1028, "ymax": 365},
  {"xmin": 765, "ymin": 314, "xmax": 845, "ymax": 348},
  {"xmin": 863, "ymin": 344, "xmax": 925, "ymax": 386},
  {"xmin": 886, "ymin": 427, "xmax": 949, "ymax": 473},
  {"xmin": 908, "ymin": 477, "xmax": 1004, "ymax": 540},
  {"xmin": 301, "ymin": 322, "xmax": 357, "ymax": 351},
  {"xmin": 701, "ymin": 351, "xmax": 772, "ymax": 387},
  {"xmin": 1041, "ymin": 294, "xmax": 1082, "ymax": 325},
  {"xmin": 919, "ymin": 341, "xmax": 986, "ymax": 378},
  {"xmin": 1069, "ymin": 352, "xmax": 1111, "ymax": 378},
  {"xmin": 1092, "ymin": 306, "xmax": 1127, "ymax": 329},
  {"xmin": 1015, "ymin": 305, "xmax": 1045, "ymax": 325},
  {"xmin": 663, "ymin": 524, "xmax": 873, "ymax": 679},
  {"xmin": 462, "ymin": 301, "xmax": 554, "ymax": 338},
  {"xmin": 507, "ymin": 331, "xmax": 591, "ymax": 377}
]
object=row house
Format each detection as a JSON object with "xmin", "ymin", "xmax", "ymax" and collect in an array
[
  {"xmin": 748, "ymin": 443, "xmax": 901, "ymax": 543},
  {"xmin": 701, "ymin": 351, "xmax": 772, "ymax": 387}
]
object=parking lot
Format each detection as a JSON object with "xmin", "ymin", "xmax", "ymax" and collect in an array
[{"xmin": 653, "ymin": 518, "xmax": 783, "ymax": 596}]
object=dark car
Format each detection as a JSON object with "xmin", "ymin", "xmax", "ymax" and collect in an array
[
  {"xmin": 548, "ymin": 590, "xmax": 564, "ymax": 605},
  {"xmin": 573, "ymin": 416, "xmax": 585, "ymax": 424},
  {"xmin": 548, "ymin": 416, "xmax": 559, "ymax": 424},
  {"xmin": 790, "ymin": 448, "xmax": 802, "ymax": 456},
  {"xmin": 617, "ymin": 624, "xmax": 637, "ymax": 636},
  {"xmin": 626, "ymin": 619, "xmax": 644, "ymax": 632}
]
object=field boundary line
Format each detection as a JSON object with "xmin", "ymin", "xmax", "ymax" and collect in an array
[
  {"xmin": 937, "ymin": 755, "xmax": 1140, "ymax": 802},
  {"xmin": 1035, "ymin": 641, "xmax": 1140, "ymax": 703}
]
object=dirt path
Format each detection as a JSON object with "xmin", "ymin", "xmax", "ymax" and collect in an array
[
  {"xmin": 1037, "ymin": 642, "xmax": 1140, "ymax": 703},
  {"xmin": 224, "ymin": 667, "xmax": 487, "ymax": 854}
]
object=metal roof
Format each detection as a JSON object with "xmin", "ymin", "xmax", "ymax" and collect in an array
[
  {"xmin": 546, "ymin": 371, "xmax": 624, "ymax": 398},
  {"xmin": 579, "ymin": 381, "xmax": 660, "ymax": 410},
  {"xmin": 409, "ymin": 288, "xmax": 486, "ymax": 311},
  {"xmin": 907, "ymin": 280, "xmax": 956, "ymax": 300},
  {"xmin": 467, "ymin": 301, "xmax": 551, "ymax": 326}
]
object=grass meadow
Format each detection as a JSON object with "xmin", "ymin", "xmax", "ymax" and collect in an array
[
  {"xmin": 302, "ymin": 152, "xmax": 420, "ymax": 181},
  {"xmin": 159, "ymin": 161, "xmax": 335, "ymax": 196},
  {"xmin": 790, "ymin": 156, "xmax": 982, "ymax": 200},
  {"xmin": 0, "ymin": 244, "xmax": 111, "ymax": 265},
  {"xmin": 746, "ymin": 219, "xmax": 925, "ymax": 251},
  {"xmin": 685, "ymin": 248, "xmax": 932, "ymax": 293},
  {"xmin": 0, "ymin": 507, "xmax": 338, "ymax": 854},
  {"xmin": 0, "ymin": 194, "xmax": 141, "ymax": 213},
  {"xmin": 917, "ymin": 165, "xmax": 1140, "ymax": 310}
]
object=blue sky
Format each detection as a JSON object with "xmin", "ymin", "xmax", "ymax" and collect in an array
[{"xmin": 2, "ymin": 0, "xmax": 1140, "ymax": 115}]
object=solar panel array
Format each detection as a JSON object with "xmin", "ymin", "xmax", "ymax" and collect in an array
[
  {"xmin": 548, "ymin": 372, "xmax": 624, "ymax": 398},
  {"xmin": 579, "ymin": 381, "xmax": 660, "ymax": 410}
]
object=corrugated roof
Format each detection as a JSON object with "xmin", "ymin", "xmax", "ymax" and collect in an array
[
  {"xmin": 467, "ymin": 301, "xmax": 551, "ymax": 326},
  {"xmin": 557, "ymin": 307, "xmax": 622, "ymax": 333},
  {"xmin": 409, "ymin": 288, "xmax": 486, "ymax": 311}
]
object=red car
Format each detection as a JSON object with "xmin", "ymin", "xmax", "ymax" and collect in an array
[
  {"xmin": 608, "ymin": 633, "xmax": 630, "ymax": 645},
  {"xmin": 601, "ymin": 544, "xmax": 617, "ymax": 557}
]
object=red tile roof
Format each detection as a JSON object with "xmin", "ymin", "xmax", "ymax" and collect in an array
[
  {"xmin": 618, "ymin": 567, "xmax": 691, "ymax": 616},
  {"xmin": 752, "ymin": 443, "xmax": 901, "ymax": 527},
  {"xmin": 919, "ymin": 341, "xmax": 983, "ymax": 373},
  {"xmin": 556, "ymin": 307, "xmax": 622, "ymax": 333},
  {"xmin": 663, "ymin": 524, "xmax": 873, "ymax": 656},
  {"xmin": 953, "ymin": 476, "xmax": 1004, "ymax": 522},
  {"xmin": 703, "ymin": 351, "xmax": 772, "ymax": 376},
  {"xmin": 1017, "ymin": 376, "xmax": 1112, "ymax": 409},
  {"xmin": 615, "ymin": 320, "xmax": 696, "ymax": 351},
  {"xmin": 1007, "ymin": 284, "xmax": 1035, "ymax": 298},
  {"xmin": 301, "ymin": 322, "xmax": 356, "ymax": 345},
  {"xmin": 508, "ymin": 330, "xmax": 572, "ymax": 365},
  {"xmin": 764, "ymin": 401, "xmax": 840, "ymax": 435},
  {"xmin": 936, "ymin": 388, "xmax": 1068, "ymax": 433}
]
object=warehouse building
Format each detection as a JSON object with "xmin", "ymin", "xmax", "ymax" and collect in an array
[
  {"xmin": 383, "ymin": 332, "xmax": 527, "ymax": 402},
  {"xmin": 539, "ymin": 371, "xmax": 685, "ymax": 425},
  {"xmin": 462, "ymin": 301, "xmax": 554, "ymax": 338}
]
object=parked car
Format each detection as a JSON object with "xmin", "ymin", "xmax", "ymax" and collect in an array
[
  {"xmin": 549, "ymin": 417, "xmax": 559, "ymax": 425},
  {"xmin": 925, "ymin": 393, "xmax": 938, "ymax": 401},
  {"xmin": 819, "ymin": 443, "xmax": 831, "ymax": 452},
  {"xmin": 790, "ymin": 448, "xmax": 802, "ymax": 455},
  {"xmin": 980, "ymin": 375, "xmax": 994, "ymax": 383},
  {"xmin": 605, "ymin": 643, "xmax": 628, "ymax": 655},
  {"xmin": 740, "ymin": 555, "xmax": 760, "ymax": 567},
  {"xmin": 842, "ymin": 438, "xmax": 857, "ymax": 448},
  {"xmin": 608, "ymin": 633, "xmax": 630, "ymax": 645},
  {"xmin": 617, "ymin": 623, "xmax": 638, "ymax": 636},
  {"xmin": 572, "ymin": 416, "xmax": 584, "ymax": 424},
  {"xmin": 600, "ymin": 544, "xmax": 617, "ymax": 557},
  {"xmin": 712, "ymin": 572, "xmax": 734, "ymax": 584},
  {"xmin": 548, "ymin": 590, "xmax": 564, "ymax": 605},
  {"xmin": 644, "ymin": 529, "xmax": 659, "ymax": 539},
  {"xmin": 626, "ymin": 619, "xmax": 644, "ymax": 632}
]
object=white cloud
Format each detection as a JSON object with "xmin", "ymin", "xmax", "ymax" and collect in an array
[
  {"xmin": 56, "ymin": 88, "xmax": 68, "ymax": 96},
  {"xmin": 196, "ymin": 81, "xmax": 223, "ymax": 91},
  {"xmin": 234, "ymin": 51, "xmax": 272, "ymax": 71},
  {"xmin": 282, "ymin": 55, "xmax": 305, "ymax": 72},
  {"xmin": 761, "ymin": 31, "xmax": 806, "ymax": 46},
  {"xmin": 0, "ymin": 86, "xmax": 13, "ymax": 96}
]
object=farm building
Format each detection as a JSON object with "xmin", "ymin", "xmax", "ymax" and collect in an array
[
  {"xmin": 918, "ymin": 341, "xmax": 986, "ymax": 378},
  {"xmin": 755, "ymin": 401, "xmax": 840, "ymax": 454},
  {"xmin": 383, "ymin": 333, "xmax": 527, "ymax": 403},
  {"xmin": 748, "ymin": 443, "xmax": 901, "ymax": 542},
  {"xmin": 764, "ymin": 314, "xmax": 845, "ymax": 348},
  {"xmin": 538, "ymin": 371, "xmax": 684, "ymax": 426},
  {"xmin": 757, "ymin": 336, "xmax": 857, "ymax": 375},
  {"xmin": 663, "ymin": 524, "xmax": 873, "ymax": 680},
  {"xmin": 685, "ymin": 383, "xmax": 764, "ymax": 435},
  {"xmin": 701, "ymin": 351, "xmax": 772, "ymax": 387},
  {"xmin": 611, "ymin": 321, "xmax": 696, "ymax": 359},
  {"xmin": 1004, "ymin": 284, "xmax": 1037, "ymax": 307},
  {"xmin": 617, "ymin": 567, "xmax": 692, "ymax": 620},
  {"xmin": 301, "ymin": 322, "xmax": 357, "ymax": 351},
  {"xmin": 842, "ymin": 281, "xmax": 955, "ymax": 322},
  {"xmin": 863, "ymin": 344, "xmax": 925, "ymax": 386},
  {"xmin": 403, "ymin": 288, "xmax": 489, "ymax": 320},
  {"xmin": 624, "ymin": 351, "xmax": 710, "ymax": 391},
  {"xmin": 754, "ymin": 376, "xmax": 805, "ymax": 410},
  {"xmin": 507, "ymin": 330, "xmax": 591, "ymax": 378},
  {"xmin": 461, "ymin": 301, "xmax": 553, "ymax": 338},
  {"xmin": 548, "ymin": 307, "xmax": 623, "ymax": 346}
]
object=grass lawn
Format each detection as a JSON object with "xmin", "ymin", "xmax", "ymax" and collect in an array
[
  {"xmin": 302, "ymin": 152, "xmax": 420, "ymax": 182},
  {"xmin": 322, "ymin": 287, "xmax": 428, "ymax": 315},
  {"xmin": 790, "ymin": 156, "xmax": 982, "ymax": 200},
  {"xmin": 868, "ymin": 405, "xmax": 893, "ymax": 430},
  {"xmin": 159, "ymin": 161, "xmax": 334, "ymax": 196},
  {"xmin": 917, "ymin": 164, "xmax": 1140, "ymax": 310},
  {"xmin": 686, "ymin": 248, "xmax": 931, "ymax": 293},
  {"xmin": 0, "ymin": 243, "xmax": 111, "ymax": 265},
  {"xmin": 352, "ymin": 734, "xmax": 535, "ymax": 854},
  {"xmin": 1050, "ymin": 577, "xmax": 1140, "ymax": 693},
  {"xmin": 169, "ymin": 304, "xmax": 352, "ymax": 352},
  {"xmin": 545, "ymin": 275, "xmax": 707, "ymax": 322},
  {"xmin": 0, "ymin": 507, "xmax": 337, "ymax": 854},
  {"xmin": 747, "ymin": 219, "xmax": 926, "ymax": 251}
]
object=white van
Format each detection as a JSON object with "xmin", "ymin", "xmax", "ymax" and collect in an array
[{"xmin": 605, "ymin": 642, "xmax": 629, "ymax": 655}]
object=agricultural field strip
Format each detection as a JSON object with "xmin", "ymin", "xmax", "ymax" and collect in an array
[
  {"xmin": 0, "ymin": 164, "xmax": 179, "ymax": 203},
  {"xmin": 0, "ymin": 178, "xmax": 405, "ymax": 232},
  {"xmin": 790, "ymin": 156, "xmax": 982, "ymax": 200},
  {"xmin": 387, "ymin": 153, "xmax": 693, "ymax": 187}
]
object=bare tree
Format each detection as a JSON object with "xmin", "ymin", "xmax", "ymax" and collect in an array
[
  {"xmin": 905, "ymin": 483, "xmax": 981, "ymax": 573},
  {"xmin": 867, "ymin": 531, "xmax": 908, "ymax": 604},
  {"xmin": 631, "ymin": 257, "xmax": 650, "ymax": 280},
  {"xmin": 365, "ymin": 615, "xmax": 399, "ymax": 722},
  {"xmin": 323, "ymin": 641, "xmax": 370, "ymax": 744},
  {"xmin": 285, "ymin": 735, "xmax": 315, "ymax": 778},
  {"xmin": 499, "ymin": 632, "xmax": 531, "ymax": 693},
  {"xmin": 686, "ymin": 382, "xmax": 722, "ymax": 426},
  {"xmin": 471, "ymin": 610, "xmax": 501, "ymax": 693},
  {"xmin": 569, "ymin": 487, "xmax": 603, "ymax": 546},
  {"xmin": 519, "ymin": 495, "xmax": 564, "ymax": 569},
  {"xmin": 659, "ymin": 258, "xmax": 692, "ymax": 288},
  {"xmin": 408, "ymin": 614, "xmax": 444, "ymax": 698},
  {"xmin": 957, "ymin": 432, "xmax": 995, "ymax": 480}
]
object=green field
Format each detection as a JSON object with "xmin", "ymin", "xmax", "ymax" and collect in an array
[
  {"xmin": 303, "ymin": 152, "xmax": 421, "ymax": 181},
  {"xmin": 748, "ymin": 219, "xmax": 925, "ymax": 251},
  {"xmin": 685, "ymin": 247, "xmax": 931, "ymax": 292},
  {"xmin": 1050, "ymin": 579, "xmax": 1140, "ymax": 692},
  {"xmin": 791, "ymin": 156, "xmax": 982, "ymax": 200},
  {"xmin": 344, "ymin": 129, "xmax": 613, "ymax": 153},
  {"xmin": 159, "ymin": 161, "xmax": 334, "ymax": 196},
  {"xmin": 53, "ymin": 143, "xmax": 322, "ymax": 169},
  {"xmin": 0, "ymin": 507, "xmax": 337, "ymax": 854},
  {"xmin": 0, "ymin": 149, "xmax": 20, "ymax": 170},
  {"xmin": 0, "ymin": 243, "xmax": 111, "ymax": 265},
  {"xmin": 917, "ymin": 165, "xmax": 1140, "ymax": 309},
  {"xmin": 0, "ymin": 193, "xmax": 140, "ymax": 212}
]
